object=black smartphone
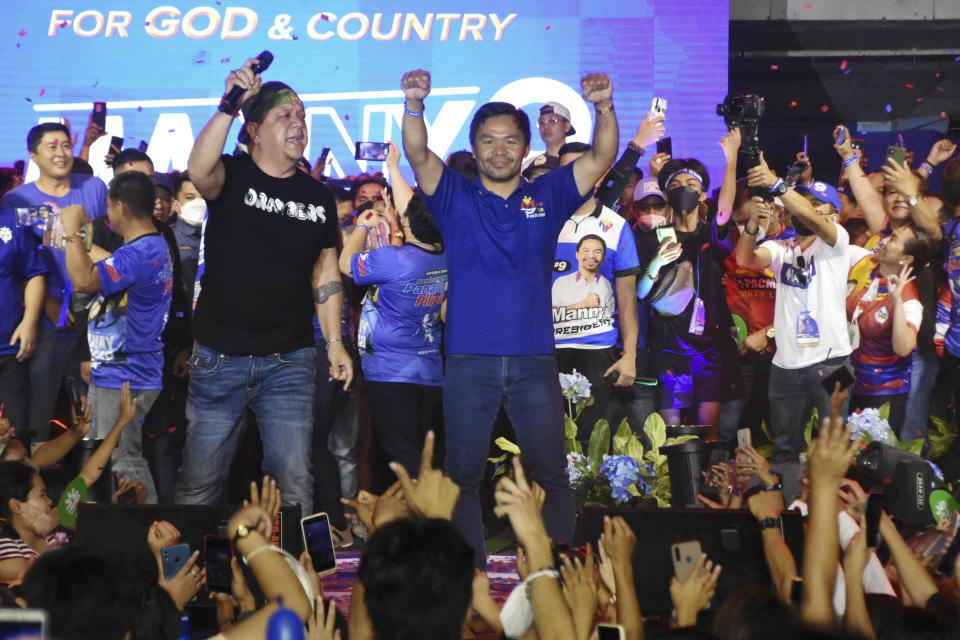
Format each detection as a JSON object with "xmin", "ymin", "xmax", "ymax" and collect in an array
[
  {"xmin": 886, "ymin": 145, "xmax": 906, "ymax": 168},
  {"xmin": 204, "ymin": 535, "xmax": 233, "ymax": 593},
  {"xmin": 865, "ymin": 491, "xmax": 884, "ymax": 548},
  {"xmin": 109, "ymin": 136, "xmax": 124, "ymax": 155},
  {"xmin": 0, "ymin": 609, "xmax": 48, "ymax": 640},
  {"xmin": 597, "ymin": 624, "xmax": 626, "ymax": 640},
  {"xmin": 63, "ymin": 376, "xmax": 85, "ymax": 416},
  {"xmin": 820, "ymin": 363, "xmax": 855, "ymax": 395},
  {"xmin": 138, "ymin": 140, "xmax": 149, "ymax": 152},
  {"xmin": 355, "ymin": 141, "xmax": 390, "ymax": 162},
  {"xmin": 301, "ymin": 512, "xmax": 337, "ymax": 575},
  {"xmin": 657, "ymin": 136, "xmax": 672, "ymax": 157},
  {"xmin": 92, "ymin": 101, "xmax": 107, "ymax": 130},
  {"xmin": 161, "ymin": 543, "xmax": 191, "ymax": 580},
  {"xmin": 116, "ymin": 484, "xmax": 138, "ymax": 505},
  {"xmin": 790, "ymin": 577, "xmax": 803, "ymax": 609},
  {"xmin": 318, "ymin": 146, "xmax": 331, "ymax": 164}
]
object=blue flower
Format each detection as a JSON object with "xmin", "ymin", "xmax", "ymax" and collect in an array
[
  {"xmin": 559, "ymin": 370, "xmax": 592, "ymax": 404},
  {"xmin": 600, "ymin": 456, "xmax": 640, "ymax": 503},
  {"xmin": 928, "ymin": 461, "xmax": 945, "ymax": 481}
]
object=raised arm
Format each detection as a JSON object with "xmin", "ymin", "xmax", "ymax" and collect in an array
[
  {"xmin": 834, "ymin": 126, "xmax": 885, "ymax": 235},
  {"xmin": 401, "ymin": 70, "xmax": 445, "ymax": 196},
  {"xmin": 188, "ymin": 58, "xmax": 262, "ymax": 200},
  {"xmin": 385, "ymin": 141, "xmax": 415, "ymax": 216},
  {"xmin": 571, "ymin": 74, "xmax": 619, "ymax": 197},
  {"xmin": 748, "ymin": 153, "xmax": 837, "ymax": 246},
  {"xmin": 735, "ymin": 197, "xmax": 774, "ymax": 270},
  {"xmin": 887, "ymin": 264, "xmax": 919, "ymax": 357},
  {"xmin": 882, "ymin": 157, "xmax": 941, "ymax": 241},
  {"xmin": 78, "ymin": 382, "xmax": 138, "ymax": 486},
  {"xmin": 916, "ymin": 139, "xmax": 957, "ymax": 180},
  {"xmin": 60, "ymin": 205, "xmax": 101, "ymax": 294},
  {"xmin": 715, "ymin": 128, "xmax": 741, "ymax": 226},
  {"xmin": 339, "ymin": 208, "xmax": 380, "ymax": 277},
  {"xmin": 636, "ymin": 240, "xmax": 682, "ymax": 300}
]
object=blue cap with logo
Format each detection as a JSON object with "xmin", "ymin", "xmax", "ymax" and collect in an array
[{"xmin": 794, "ymin": 180, "xmax": 841, "ymax": 212}]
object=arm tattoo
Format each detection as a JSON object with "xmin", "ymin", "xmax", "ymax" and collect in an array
[{"xmin": 314, "ymin": 281, "xmax": 344, "ymax": 304}]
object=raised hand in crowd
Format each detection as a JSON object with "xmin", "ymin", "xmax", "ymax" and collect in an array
[
  {"xmin": 601, "ymin": 516, "xmax": 643, "ymax": 640},
  {"xmin": 747, "ymin": 488, "xmax": 797, "ymax": 602},
  {"xmin": 385, "ymin": 140, "xmax": 414, "ymax": 216},
  {"xmin": 211, "ymin": 555, "xmax": 257, "ymax": 632},
  {"xmin": 649, "ymin": 152, "xmax": 671, "ymax": 179},
  {"xmin": 920, "ymin": 138, "xmax": 957, "ymax": 178},
  {"xmin": 632, "ymin": 113, "xmax": 666, "ymax": 151},
  {"xmin": 78, "ymin": 109, "xmax": 106, "ymax": 163},
  {"xmin": 837, "ymin": 478, "xmax": 866, "ymax": 522},
  {"xmin": 160, "ymin": 549, "xmax": 205, "ymax": 611},
  {"xmin": 745, "ymin": 151, "xmax": 777, "ymax": 190},
  {"xmin": 390, "ymin": 430, "xmax": 459, "ymax": 520},
  {"xmin": 560, "ymin": 546, "xmax": 599, "ymax": 640},
  {"xmin": 719, "ymin": 127, "xmax": 742, "ymax": 163},
  {"xmin": 842, "ymin": 517, "xmax": 876, "ymax": 640},
  {"xmin": 147, "ymin": 520, "xmax": 181, "ymax": 574},
  {"xmin": 735, "ymin": 445, "xmax": 779, "ymax": 489},
  {"xmin": 244, "ymin": 475, "xmax": 281, "ymax": 531},
  {"xmin": 468, "ymin": 568, "xmax": 504, "ymax": 637},
  {"xmin": 828, "ymin": 380, "xmax": 850, "ymax": 422},
  {"xmin": 669, "ymin": 553, "xmax": 721, "ymax": 628},
  {"xmin": 702, "ymin": 462, "xmax": 742, "ymax": 509},
  {"xmin": 795, "ymin": 151, "xmax": 813, "ymax": 185},
  {"xmin": 111, "ymin": 477, "xmax": 148, "ymax": 505},
  {"xmin": 307, "ymin": 597, "xmax": 341, "ymax": 640}
]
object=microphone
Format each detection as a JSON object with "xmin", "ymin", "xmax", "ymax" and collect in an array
[{"xmin": 218, "ymin": 50, "xmax": 274, "ymax": 115}]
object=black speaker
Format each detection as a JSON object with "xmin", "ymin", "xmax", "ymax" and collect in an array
[
  {"xmin": 74, "ymin": 503, "xmax": 304, "ymax": 560},
  {"xmin": 857, "ymin": 442, "xmax": 934, "ymax": 526},
  {"xmin": 574, "ymin": 507, "xmax": 803, "ymax": 614}
]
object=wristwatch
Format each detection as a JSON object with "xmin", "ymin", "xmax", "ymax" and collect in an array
[
  {"xmin": 232, "ymin": 523, "xmax": 251, "ymax": 545},
  {"xmin": 906, "ymin": 194, "xmax": 919, "ymax": 207},
  {"xmin": 759, "ymin": 517, "xmax": 779, "ymax": 530},
  {"xmin": 765, "ymin": 327, "xmax": 776, "ymax": 340}
]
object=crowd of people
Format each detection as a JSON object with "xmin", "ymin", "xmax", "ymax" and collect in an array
[{"xmin": 1, "ymin": 55, "xmax": 960, "ymax": 638}]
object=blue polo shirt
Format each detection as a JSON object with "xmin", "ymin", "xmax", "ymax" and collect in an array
[
  {"xmin": 421, "ymin": 163, "xmax": 588, "ymax": 355},
  {"xmin": 0, "ymin": 210, "xmax": 48, "ymax": 356}
]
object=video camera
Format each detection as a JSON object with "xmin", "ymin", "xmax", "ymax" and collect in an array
[{"xmin": 716, "ymin": 93, "xmax": 765, "ymax": 170}]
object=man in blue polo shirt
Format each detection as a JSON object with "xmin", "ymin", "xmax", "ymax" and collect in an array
[{"xmin": 401, "ymin": 68, "xmax": 618, "ymax": 565}]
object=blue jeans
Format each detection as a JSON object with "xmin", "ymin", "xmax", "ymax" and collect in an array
[
  {"xmin": 768, "ymin": 356, "xmax": 849, "ymax": 463},
  {"xmin": 444, "ymin": 354, "xmax": 575, "ymax": 567},
  {"xmin": 175, "ymin": 344, "xmax": 316, "ymax": 511},
  {"xmin": 902, "ymin": 349, "xmax": 940, "ymax": 441}
]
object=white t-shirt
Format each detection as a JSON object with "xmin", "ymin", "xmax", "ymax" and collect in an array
[{"xmin": 765, "ymin": 224, "xmax": 853, "ymax": 369}]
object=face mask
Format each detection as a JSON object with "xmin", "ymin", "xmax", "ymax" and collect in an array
[
  {"xmin": 792, "ymin": 216, "xmax": 816, "ymax": 236},
  {"xmin": 634, "ymin": 213, "xmax": 668, "ymax": 233},
  {"xmin": 666, "ymin": 187, "xmax": 701, "ymax": 215},
  {"xmin": 179, "ymin": 199, "xmax": 207, "ymax": 227}
]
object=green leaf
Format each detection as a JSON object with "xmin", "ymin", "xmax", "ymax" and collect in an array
[
  {"xmin": 756, "ymin": 444, "xmax": 774, "ymax": 459},
  {"xmin": 627, "ymin": 483, "xmax": 642, "ymax": 497},
  {"xmin": 493, "ymin": 437, "xmax": 521, "ymax": 455},
  {"xmin": 626, "ymin": 437, "xmax": 645, "ymax": 462},
  {"xmin": 900, "ymin": 438, "xmax": 924, "ymax": 456},
  {"xmin": 664, "ymin": 435, "xmax": 699, "ymax": 447},
  {"xmin": 877, "ymin": 402, "xmax": 890, "ymax": 422},
  {"xmin": 929, "ymin": 416, "xmax": 958, "ymax": 461},
  {"xmin": 487, "ymin": 454, "xmax": 508, "ymax": 465},
  {"xmin": 565, "ymin": 414, "xmax": 579, "ymax": 441},
  {"xmin": 588, "ymin": 419, "xmax": 611, "ymax": 467},
  {"xmin": 760, "ymin": 419, "xmax": 774, "ymax": 444},
  {"xmin": 612, "ymin": 419, "xmax": 633, "ymax": 456},
  {"xmin": 804, "ymin": 407, "xmax": 819, "ymax": 448},
  {"xmin": 644, "ymin": 412, "xmax": 667, "ymax": 450}
]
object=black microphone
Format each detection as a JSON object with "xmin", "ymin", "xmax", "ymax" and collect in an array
[{"xmin": 218, "ymin": 50, "xmax": 274, "ymax": 115}]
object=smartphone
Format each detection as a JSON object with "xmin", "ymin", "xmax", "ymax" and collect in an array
[
  {"xmin": 204, "ymin": 535, "xmax": 234, "ymax": 594},
  {"xmin": 803, "ymin": 133, "xmax": 809, "ymax": 155},
  {"xmin": 64, "ymin": 375, "xmax": 85, "ymax": 417},
  {"xmin": 108, "ymin": 136, "xmax": 124, "ymax": 155},
  {"xmin": 92, "ymin": 101, "xmax": 107, "ymax": 130},
  {"xmin": 301, "ymin": 512, "xmax": 337, "ymax": 575},
  {"xmin": 355, "ymin": 141, "xmax": 390, "ymax": 162},
  {"xmin": 138, "ymin": 140, "xmax": 149, "ymax": 152},
  {"xmin": 886, "ymin": 145, "xmax": 906, "ymax": 168},
  {"xmin": 161, "ymin": 543, "xmax": 191, "ymax": 580},
  {"xmin": 318, "ymin": 146, "xmax": 331, "ymax": 165},
  {"xmin": 736, "ymin": 428, "xmax": 752, "ymax": 463},
  {"xmin": 864, "ymin": 491, "xmax": 884, "ymax": 548},
  {"xmin": 820, "ymin": 362, "xmax": 855, "ymax": 395},
  {"xmin": 596, "ymin": 624, "xmax": 626, "ymax": 640},
  {"xmin": 671, "ymin": 540, "xmax": 702, "ymax": 583},
  {"xmin": 650, "ymin": 97, "xmax": 667, "ymax": 118},
  {"xmin": 656, "ymin": 136, "xmax": 672, "ymax": 157},
  {"xmin": 0, "ymin": 608, "xmax": 48, "ymax": 640},
  {"xmin": 655, "ymin": 225, "xmax": 678, "ymax": 245},
  {"xmin": 116, "ymin": 484, "xmax": 138, "ymax": 505},
  {"xmin": 836, "ymin": 127, "xmax": 846, "ymax": 146},
  {"xmin": 789, "ymin": 577, "xmax": 803, "ymax": 609}
]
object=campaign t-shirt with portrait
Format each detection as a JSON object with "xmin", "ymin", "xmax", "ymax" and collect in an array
[
  {"xmin": 88, "ymin": 233, "xmax": 172, "ymax": 389},
  {"xmin": 0, "ymin": 210, "xmax": 48, "ymax": 356},
  {"xmin": 847, "ymin": 253, "xmax": 922, "ymax": 396},
  {"xmin": 1, "ymin": 175, "xmax": 108, "ymax": 328},
  {"xmin": 764, "ymin": 224, "xmax": 852, "ymax": 369},
  {"xmin": 421, "ymin": 163, "xmax": 588, "ymax": 355},
  {"xmin": 351, "ymin": 244, "xmax": 447, "ymax": 386},
  {"xmin": 192, "ymin": 153, "xmax": 338, "ymax": 356},
  {"xmin": 552, "ymin": 205, "xmax": 640, "ymax": 349},
  {"xmin": 935, "ymin": 219, "xmax": 960, "ymax": 359}
]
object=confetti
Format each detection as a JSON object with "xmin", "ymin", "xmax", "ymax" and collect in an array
[
  {"xmin": 18, "ymin": 29, "xmax": 25, "ymax": 37},
  {"xmin": 168, "ymin": 129, "xmax": 175, "ymax": 132},
  {"xmin": 220, "ymin": 57, "xmax": 230, "ymax": 63},
  {"xmin": 789, "ymin": 100, "xmax": 798, "ymax": 108},
  {"xmin": 92, "ymin": 80, "xmax": 99, "ymax": 87},
  {"xmin": 39, "ymin": 88, "xmax": 45, "ymax": 97},
  {"xmin": 843, "ymin": 69, "xmax": 851, "ymax": 75},
  {"xmin": 60, "ymin": 21, "xmax": 68, "ymax": 28},
  {"xmin": 545, "ymin": 25, "xmax": 551, "ymax": 30},
  {"xmin": 821, "ymin": 104, "xmax": 829, "ymax": 112},
  {"xmin": 937, "ymin": 86, "xmax": 944, "ymax": 92},
  {"xmin": 885, "ymin": 104, "xmax": 892, "ymax": 113},
  {"xmin": 292, "ymin": 34, "xmax": 298, "ymax": 40},
  {"xmin": 137, "ymin": 106, "xmax": 143, "ymax": 112},
  {"xmin": 16, "ymin": 43, "xmax": 20, "ymax": 48},
  {"xmin": 917, "ymin": 97, "xmax": 923, "ymax": 102},
  {"xmin": 840, "ymin": 60, "xmax": 847, "ymax": 71},
  {"xmin": 803, "ymin": 3, "xmax": 812, "ymax": 8},
  {"xmin": 25, "ymin": 97, "xmax": 32, "ymax": 102},
  {"xmin": 321, "ymin": 14, "xmax": 330, "ymax": 21},
  {"xmin": 904, "ymin": 83, "xmax": 914, "ymax": 89},
  {"xmin": 770, "ymin": 64, "xmax": 779, "ymax": 70},
  {"xmin": 955, "ymin": 56, "xmax": 960, "ymax": 62},
  {"xmin": 344, "ymin": 114, "xmax": 350, "ymax": 121}
]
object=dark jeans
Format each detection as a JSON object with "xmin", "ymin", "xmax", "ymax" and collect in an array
[
  {"xmin": 142, "ymin": 372, "xmax": 188, "ymax": 504},
  {"xmin": 26, "ymin": 325, "xmax": 79, "ymax": 444},
  {"xmin": 717, "ymin": 351, "xmax": 773, "ymax": 450},
  {"xmin": 366, "ymin": 380, "xmax": 444, "ymax": 493},
  {"xmin": 851, "ymin": 393, "xmax": 907, "ymax": 438},
  {"xmin": 0, "ymin": 355, "xmax": 27, "ymax": 435},
  {"xmin": 444, "ymin": 354, "xmax": 575, "ymax": 567},
  {"xmin": 556, "ymin": 347, "xmax": 618, "ymax": 442},
  {"xmin": 768, "ymin": 356, "xmax": 850, "ymax": 463}
]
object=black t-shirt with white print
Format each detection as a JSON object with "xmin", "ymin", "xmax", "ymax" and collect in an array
[{"xmin": 193, "ymin": 153, "xmax": 338, "ymax": 356}]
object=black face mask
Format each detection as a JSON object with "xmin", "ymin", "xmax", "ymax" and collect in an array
[
  {"xmin": 666, "ymin": 187, "xmax": 701, "ymax": 215},
  {"xmin": 792, "ymin": 216, "xmax": 816, "ymax": 236}
]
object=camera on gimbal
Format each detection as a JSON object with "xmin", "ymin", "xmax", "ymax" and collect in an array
[{"xmin": 717, "ymin": 93, "xmax": 768, "ymax": 197}]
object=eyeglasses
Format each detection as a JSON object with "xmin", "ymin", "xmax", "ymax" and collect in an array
[{"xmin": 538, "ymin": 116, "xmax": 563, "ymax": 127}]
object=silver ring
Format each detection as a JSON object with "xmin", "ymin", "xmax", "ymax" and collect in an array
[{"xmin": 191, "ymin": 569, "xmax": 199, "ymax": 577}]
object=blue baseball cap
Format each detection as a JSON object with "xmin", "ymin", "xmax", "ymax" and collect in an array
[{"xmin": 794, "ymin": 180, "xmax": 841, "ymax": 213}]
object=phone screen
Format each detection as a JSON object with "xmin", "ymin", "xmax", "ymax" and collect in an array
[
  {"xmin": 319, "ymin": 147, "xmax": 331, "ymax": 164},
  {"xmin": 204, "ymin": 536, "xmax": 233, "ymax": 593},
  {"xmin": 655, "ymin": 226, "xmax": 678, "ymax": 245},
  {"xmin": 355, "ymin": 141, "xmax": 390, "ymax": 162},
  {"xmin": 0, "ymin": 609, "xmax": 47, "ymax": 640},
  {"xmin": 109, "ymin": 136, "xmax": 124, "ymax": 155},
  {"xmin": 596, "ymin": 624, "xmax": 625, "ymax": 640},
  {"xmin": 301, "ymin": 513, "xmax": 337, "ymax": 574},
  {"xmin": 865, "ymin": 492, "xmax": 884, "ymax": 548},
  {"xmin": 656, "ymin": 137, "xmax": 672, "ymax": 157}
]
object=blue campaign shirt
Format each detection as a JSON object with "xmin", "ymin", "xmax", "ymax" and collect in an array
[
  {"xmin": 421, "ymin": 163, "xmax": 588, "ymax": 355},
  {"xmin": 1, "ymin": 175, "xmax": 108, "ymax": 328},
  {"xmin": 88, "ymin": 233, "xmax": 173, "ymax": 390},
  {"xmin": 0, "ymin": 210, "xmax": 47, "ymax": 356},
  {"xmin": 553, "ymin": 205, "xmax": 640, "ymax": 349},
  {"xmin": 351, "ymin": 244, "xmax": 447, "ymax": 386}
]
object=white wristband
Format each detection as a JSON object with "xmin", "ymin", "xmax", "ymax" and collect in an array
[{"xmin": 523, "ymin": 567, "xmax": 560, "ymax": 597}]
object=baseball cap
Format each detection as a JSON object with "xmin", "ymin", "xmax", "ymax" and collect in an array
[
  {"xmin": 539, "ymin": 102, "xmax": 575, "ymax": 136},
  {"xmin": 153, "ymin": 172, "xmax": 174, "ymax": 194},
  {"xmin": 522, "ymin": 154, "xmax": 560, "ymax": 180},
  {"xmin": 633, "ymin": 178, "xmax": 665, "ymax": 202},
  {"xmin": 795, "ymin": 180, "xmax": 841, "ymax": 212}
]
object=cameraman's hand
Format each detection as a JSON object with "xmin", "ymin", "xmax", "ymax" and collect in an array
[
  {"xmin": 746, "ymin": 152, "xmax": 777, "ymax": 189},
  {"xmin": 795, "ymin": 152, "xmax": 813, "ymax": 185},
  {"xmin": 719, "ymin": 127, "xmax": 742, "ymax": 161}
]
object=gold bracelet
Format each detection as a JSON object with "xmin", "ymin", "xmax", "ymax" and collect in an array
[
  {"xmin": 64, "ymin": 231, "xmax": 84, "ymax": 243},
  {"xmin": 595, "ymin": 103, "xmax": 614, "ymax": 115}
]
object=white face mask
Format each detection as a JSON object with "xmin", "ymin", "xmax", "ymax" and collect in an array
[{"xmin": 179, "ymin": 198, "xmax": 207, "ymax": 227}]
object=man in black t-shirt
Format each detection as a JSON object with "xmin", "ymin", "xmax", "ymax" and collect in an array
[{"xmin": 175, "ymin": 59, "xmax": 352, "ymax": 511}]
